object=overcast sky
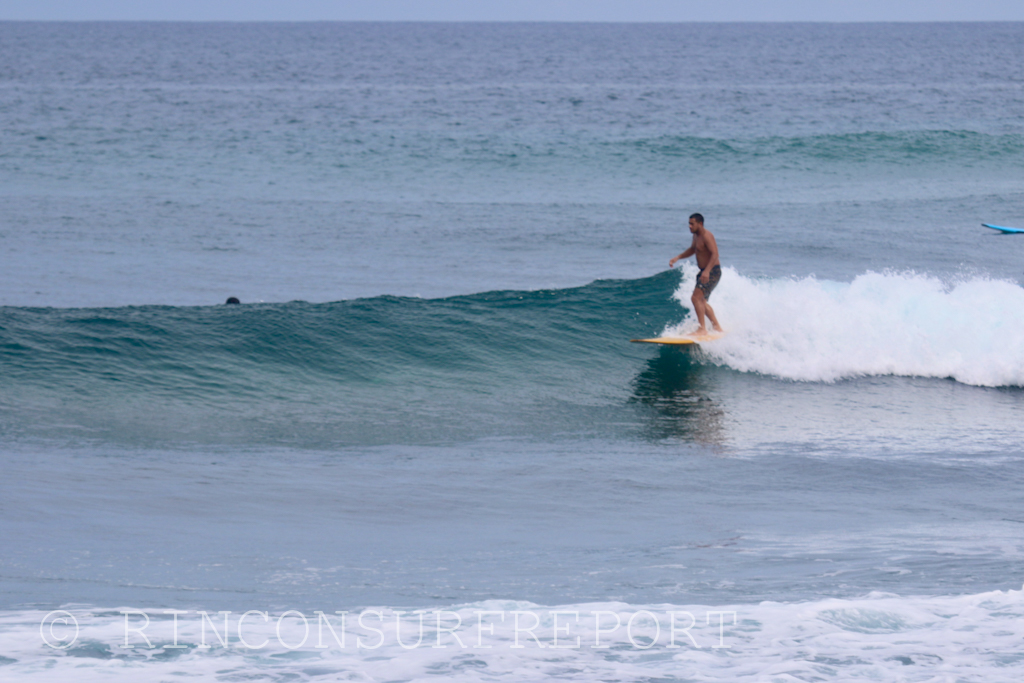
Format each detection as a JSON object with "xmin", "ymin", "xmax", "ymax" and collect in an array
[{"xmin": 2, "ymin": 1, "xmax": 1024, "ymax": 22}]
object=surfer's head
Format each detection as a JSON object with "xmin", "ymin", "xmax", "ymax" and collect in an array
[
  {"xmin": 225, "ymin": 297, "xmax": 240, "ymax": 305},
  {"xmin": 688, "ymin": 213, "xmax": 704, "ymax": 233}
]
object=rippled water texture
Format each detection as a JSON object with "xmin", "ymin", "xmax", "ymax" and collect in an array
[{"xmin": 2, "ymin": 22, "xmax": 1024, "ymax": 682}]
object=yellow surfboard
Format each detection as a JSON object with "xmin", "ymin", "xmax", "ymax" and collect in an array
[{"xmin": 630, "ymin": 332, "xmax": 727, "ymax": 345}]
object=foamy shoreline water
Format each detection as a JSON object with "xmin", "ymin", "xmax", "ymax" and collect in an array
[{"xmin": 4, "ymin": 589, "xmax": 1022, "ymax": 681}]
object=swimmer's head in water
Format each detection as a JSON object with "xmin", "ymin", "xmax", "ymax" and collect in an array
[{"xmin": 225, "ymin": 297, "xmax": 240, "ymax": 305}]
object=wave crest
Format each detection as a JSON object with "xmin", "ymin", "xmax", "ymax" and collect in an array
[{"xmin": 670, "ymin": 267, "xmax": 1024, "ymax": 387}]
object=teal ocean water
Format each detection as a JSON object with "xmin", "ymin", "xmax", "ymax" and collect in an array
[{"xmin": 2, "ymin": 22, "xmax": 1024, "ymax": 682}]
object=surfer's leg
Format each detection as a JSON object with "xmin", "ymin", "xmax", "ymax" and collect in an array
[
  {"xmin": 696, "ymin": 266, "xmax": 723, "ymax": 332},
  {"xmin": 704, "ymin": 302, "xmax": 723, "ymax": 332},
  {"xmin": 691, "ymin": 288, "xmax": 708, "ymax": 332}
]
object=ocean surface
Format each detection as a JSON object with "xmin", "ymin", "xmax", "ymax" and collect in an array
[{"xmin": 2, "ymin": 21, "xmax": 1024, "ymax": 682}]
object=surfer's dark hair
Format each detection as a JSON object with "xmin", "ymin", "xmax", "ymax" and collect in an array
[{"xmin": 689, "ymin": 213, "xmax": 704, "ymax": 224}]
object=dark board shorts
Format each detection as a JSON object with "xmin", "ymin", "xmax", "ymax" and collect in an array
[{"xmin": 695, "ymin": 265, "xmax": 722, "ymax": 301}]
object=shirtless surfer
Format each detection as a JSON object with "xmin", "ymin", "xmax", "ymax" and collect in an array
[{"xmin": 669, "ymin": 213, "xmax": 724, "ymax": 336}]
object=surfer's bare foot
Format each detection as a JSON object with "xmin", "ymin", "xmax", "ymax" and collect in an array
[
  {"xmin": 712, "ymin": 324, "xmax": 724, "ymax": 332},
  {"xmin": 692, "ymin": 328, "xmax": 709, "ymax": 337}
]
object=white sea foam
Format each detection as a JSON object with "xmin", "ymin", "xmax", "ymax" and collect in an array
[
  {"xmin": 670, "ymin": 265, "xmax": 1024, "ymax": 387},
  {"xmin": 2, "ymin": 589, "xmax": 1023, "ymax": 681}
]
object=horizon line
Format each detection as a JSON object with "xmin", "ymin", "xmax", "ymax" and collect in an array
[{"xmin": 2, "ymin": 19, "xmax": 1023, "ymax": 24}]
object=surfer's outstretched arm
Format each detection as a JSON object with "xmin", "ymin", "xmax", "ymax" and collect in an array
[{"xmin": 669, "ymin": 245, "xmax": 695, "ymax": 268}]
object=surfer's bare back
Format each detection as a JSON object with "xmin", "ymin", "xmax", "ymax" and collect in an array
[{"xmin": 669, "ymin": 213, "xmax": 724, "ymax": 335}]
